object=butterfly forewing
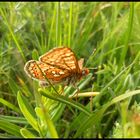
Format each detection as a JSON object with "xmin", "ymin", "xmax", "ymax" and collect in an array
[{"xmin": 39, "ymin": 47, "xmax": 80, "ymax": 73}]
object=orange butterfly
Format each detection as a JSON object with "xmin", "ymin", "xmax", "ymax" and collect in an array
[{"xmin": 24, "ymin": 47, "xmax": 89, "ymax": 87}]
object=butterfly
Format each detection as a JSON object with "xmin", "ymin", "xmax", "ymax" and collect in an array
[{"xmin": 24, "ymin": 47, "xmax": 89, "ymax": 87}]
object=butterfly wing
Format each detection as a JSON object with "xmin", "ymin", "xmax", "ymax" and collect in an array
[
  {"xmin": 39, "ymin": 47, "xmax": 80, "ymax": 73},
  {"xmin": 24, "ymin": 60, "xmax": 71, "ymax": 83},
  {"xmin": 78, "ymin": 58, "xmax": 84, "ymax": 70}
]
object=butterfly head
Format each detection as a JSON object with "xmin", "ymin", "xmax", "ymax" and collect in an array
[{"xmin": 81, "ymin": 68, "xmax": 89, "ymax": 76}]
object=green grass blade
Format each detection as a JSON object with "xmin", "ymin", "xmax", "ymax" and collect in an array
[
  {"xmin": 0, "ymin": 119, "xmax": 22, "ymax": 137},
  {"xmin": 0, "ymin": 115, "xmax": 27, "ymax": 124},
  {"xmin": 56, "ymin": 2, "xmax": 61, "ymax": 46},
  {"xmin": 39, "ymin": 88, "xmax": 91, "ymax": 116},
  {"xmin": 119, "ymin": 2, "xmax": 134, "ymax": 67},
  {"xmin": 20, "ymin": 128, "xmax": 37, "ymax": 138},
  {"xmin": 68, "ymin": 2, "xmax": 73, "ymax": 47},
  {"xmin": 17, "ymin": 91, "xmax": 39, "ymax": 132},
  {"xmin": 0, "ymin": 98, "xmax": 21, "ymax": 113},
  {"xmin": 35, "ymin": 107, "xmax": 59, "ymax": 138},
  {"xmin": 0, "ymin": 7, "xmax": 26, "ymax": 61}
]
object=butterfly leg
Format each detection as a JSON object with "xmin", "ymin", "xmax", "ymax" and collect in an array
[
  {"xmin": 39, "ymin": 81, "xmax": 49, "ymax": 87},
  {"xmin": 59, "ymin": 85, "xmax": 66, "ymax": 95},
  {"xmin": 90, "ymin": 96, "xmax": 93, "ymax": 112},
  {"xmin": 75, "ymin": 86, "xmax": 80, "ymax": 101},
  {"xmin": 70, "ymin": 84, "xmax": 80, "ymax": 101}
]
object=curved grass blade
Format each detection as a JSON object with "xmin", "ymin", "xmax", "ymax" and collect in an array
[
  {"xmin": 0, "ymin": 119, "xmax": 22, "ymax": 137},
  {"xmin": 39, "ymin": 88, "xmax": 91, "ymax": 116},
  {"xmin": 17, "ymin": 91, "xmax": 39, "ymax": 132}
]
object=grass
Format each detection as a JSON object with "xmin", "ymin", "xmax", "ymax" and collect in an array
[{"xmin": 0, "ymin": 2, "xmax": 140, "ymax": 138}]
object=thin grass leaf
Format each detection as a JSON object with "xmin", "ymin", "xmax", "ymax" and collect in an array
[
  {"xmin": 56, "ymin": 2, "xmax": 61, "ymax": 46},
  {"xmin": 35, "ymin": 107, "xmax": 59, "ymax": 138},
  {"xmin": 0, "ymin": 115, "xmax": 27, "ymax": 124},
  {"xmin": 8, "ymin": 77, "xmax": 20, "ymax": 96},
  {"xmin": 20, "ymin": 128, "xmax": 37, "ymax": 138},
  {"xmin": 0, "ymin": 7, "xmax": 26, "ymax": 61},
  {"xmin": 32, "ymin": 49, "xmax": 39, "ymax": 60},
  {"xmin": 39, "ymin": 88, "xmax": 91, "ymax": 116},
  {"xmin": 0, "ymin": 98, "xmax": 21, "ymax": 113},
  {"xmin": 17, "ymin": 91, "xmax": 39, "ymax": 132},
  {"xmin": 0, "ymin": 119, "xmax": 22, "ymax": 137},
  {"xmin": 68, "ymin": 2, "xmax": 73, "ymax": 47},
  {"xmin": 119, "ymin": 2, "xmax": 134, "ymax": 67}
]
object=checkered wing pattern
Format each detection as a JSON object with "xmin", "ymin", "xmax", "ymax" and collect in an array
[
  {"xmin": 39, "ymin": 47, "xmax": 80, "ymax": 73},
  {"xmin": 24, "ymin": 47, "xmax": 83, "ymax": 84}
]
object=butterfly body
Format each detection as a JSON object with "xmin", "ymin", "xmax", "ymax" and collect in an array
[{"xmin": 24, "ymin": 47, "xmax": 89, "ymax": 86}]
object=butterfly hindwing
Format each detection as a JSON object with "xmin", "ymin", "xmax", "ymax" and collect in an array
[
  {"xmin": 24, "ymin": 60, "xmax": 71, "ymax": 82},
  {"xmin": 24, "ymin": 60, "xmax": 48, "ymax": 81}
]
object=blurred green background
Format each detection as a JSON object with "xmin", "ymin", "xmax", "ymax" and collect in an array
[{"xmin": 0, "ymin": 2, "xmax": 140, "ymax": 138}]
